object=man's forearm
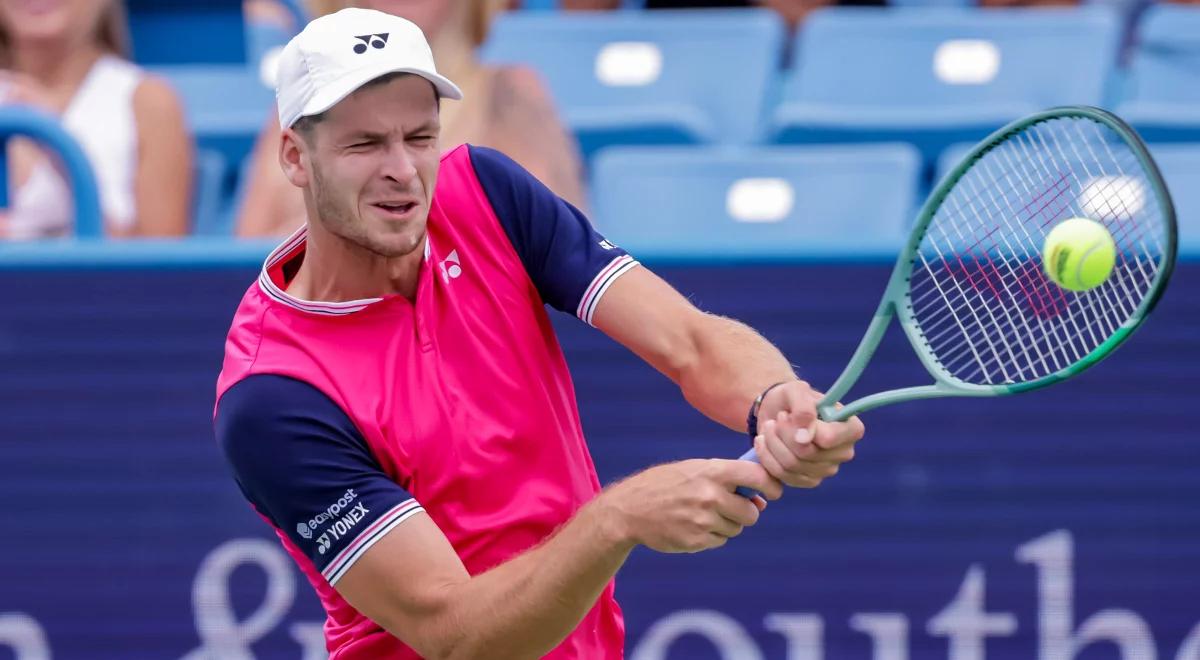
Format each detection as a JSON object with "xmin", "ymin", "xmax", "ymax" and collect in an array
[
  {"xmin": 678, "ymin": 315, "xmax": 797, "ymax": 433},
  {"xmin": 434, "ymin": 497, "xmax": 633, "ymax": 659}
]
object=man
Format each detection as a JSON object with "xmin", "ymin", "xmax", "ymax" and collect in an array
[{"xmin": 214, "ymin": 8, "xmax": 864, "ymax": 659}]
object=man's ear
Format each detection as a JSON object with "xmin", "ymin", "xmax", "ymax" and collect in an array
[{"xmin": 279, "ymin": 127, "xmax": 311, "ymax": 188}]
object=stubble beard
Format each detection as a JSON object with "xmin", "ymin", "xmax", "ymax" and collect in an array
[{"xmin": 310, "ymin": 163, "xmax": 424, "ymax": 260}]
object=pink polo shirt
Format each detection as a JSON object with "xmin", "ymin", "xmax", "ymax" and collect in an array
[{"xmin": 214, "ymin": 145, "xmax": 638, "ymax": 658}]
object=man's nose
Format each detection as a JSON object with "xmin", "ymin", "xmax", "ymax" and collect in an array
[{"xmin": 380, "ymin": 143, "xmax": 418, "ymax": 183}]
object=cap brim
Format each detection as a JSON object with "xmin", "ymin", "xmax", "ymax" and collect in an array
[{"xmin": 295, "ymin": 64, "xmax": 462, "ymax": 126}]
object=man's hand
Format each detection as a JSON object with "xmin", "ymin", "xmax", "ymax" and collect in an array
[
  {"xmin": 753, "ymin": 380, "xmax": 865, "ymax": 488},
  {"xmin": 599, "ymin": 459, "xmax": 784, "ymax": 554}
]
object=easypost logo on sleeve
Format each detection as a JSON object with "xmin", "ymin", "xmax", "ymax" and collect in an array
[{"xmin": 298, "ymin": 488, "xmax": 370, "ymax": 555}]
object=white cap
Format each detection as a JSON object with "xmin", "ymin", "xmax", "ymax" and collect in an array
[{"xmin": 275, "ymin": 7, "xmax": 463, "ymax": 129}]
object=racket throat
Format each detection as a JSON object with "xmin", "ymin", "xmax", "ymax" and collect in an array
[
  {"xmin": 828, "ymin": 382, "xmax": 986, "ymax": 420},
  {"xmin": 818, "ymin": 308, "xmax": 894, "ymax": 421}
]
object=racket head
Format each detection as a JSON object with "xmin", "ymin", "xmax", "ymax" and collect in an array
[{"xmin": 890, "ymin": 106, "xmax": 1177, "ymax": 396}]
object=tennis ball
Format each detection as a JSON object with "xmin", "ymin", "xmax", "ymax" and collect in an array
[{"xmin": 1042, "ymin": 217, "xmax": 1116, "ymax": 292}]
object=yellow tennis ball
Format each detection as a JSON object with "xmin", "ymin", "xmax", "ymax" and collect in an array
[{"xmin": 1043, "ymin": 217, "xmax": 1117, "ymax": 292}]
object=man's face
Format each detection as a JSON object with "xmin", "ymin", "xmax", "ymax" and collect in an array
[{"xmin": 296, "ymin": 74, "xmax": 442, "ymax": 259}]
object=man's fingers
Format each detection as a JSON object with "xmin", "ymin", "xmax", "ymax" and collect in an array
[
  {"xmin": 760, "ymin": 420, "xmax": 844, "ymax": 486},
  {"xmin": 753, "ymin": 434, "xmax": 787, "ymax": 488},
  {"xmin": 812, "ymin": 416, "xmax": 866, "ymax": 450},
  {"xmin": 708, "ymin": 511, "xmax": 746, "ymax": 539},
  {"xmin": 765, "ymin": 424, "xmax": 805, "ymax": 472},
  {"xmin": 767, "ymin": 416, "xmax": 817, "ymax": 460},
  {"xmin": 781, "ymin": 383, "xmax": 817, "ymax": 429},
  {"xmin": 713, "ymin": 456, "xmax": 784, "ymax": 501},
  {"xmin": 716, "ymin": 491, "xmax": 760, "ymax": 528},
  {"xmin": 771, "ymin": 412, "xmax": 798, "ymax": 453}
]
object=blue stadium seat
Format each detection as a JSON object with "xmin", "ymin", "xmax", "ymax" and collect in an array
[
  {"xmin": 153, "ymin": 65, "xmax": 274, "ymax": 185},
  {"xmin": 935, "ymin": 142, "xmax": 974, "ymax": 184},
  {"xmin": 591, "ymin": 144, "xmax": 921, "ymax": 258},
  {"xmin": 771, "ymin": 7, "xmax": 1121, "ymax": 162},
  {"xmin": 1148, "ymin": 145, "xmax": 1200, "ymax": 255},
  {"xmin": 128, "ymin": 0, "xmax": 248, "ymax": 65},
  {"xmin": 1116, "ymin": 5, "xmax": 1200, "ymax": 143},
  {"xmin": 191, "ymin": 149, "xmax": 229, "ymax": 237},
  {"xmin": 154, "ymin": 65, "xmax": 273, "ymax": 235},
  {"xmin": 245, "ymin": 16, "xmax": 293, "ymax": 70},
  {"xmin": 482, "ymin": 9, "xmax": 785, "ymax": 157}
]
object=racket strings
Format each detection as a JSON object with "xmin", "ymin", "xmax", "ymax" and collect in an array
[
  {"xmin": 922, "ymin": 128, "xmax": 1159, "ymax": 382},
  {"xmin": 924, "ymin": 141, "xmax": 1129, "ymax": 373},
  {"xmin": 930, "ymin": 153, "xmax": 1149, "ymax": 383},
  {"xmin": 906, "ymin": 116, "xmax": 1168, "ymax": 386}
]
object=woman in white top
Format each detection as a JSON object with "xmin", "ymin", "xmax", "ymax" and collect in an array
[{"xmin": 0, "ymin": 0, "xmax": 192, "ymax": 239}]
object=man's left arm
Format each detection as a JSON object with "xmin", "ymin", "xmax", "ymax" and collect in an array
[{"xmin": 591, "ymin": 266, "xmax": 865, "ymax": 489}]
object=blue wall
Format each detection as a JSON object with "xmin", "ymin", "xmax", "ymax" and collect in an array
[{"xmin": 0, "ymin": 263, "xmax": 1197, "ymax": 659}]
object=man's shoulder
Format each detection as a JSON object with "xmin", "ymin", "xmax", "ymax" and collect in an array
[
  {"xmin": 215, "ymin": 374, "xmax": 359, "ymax": 457},
  {"xmin": 438, "ymin": 144, "xmax": 528, "ymax": 186},
  {"xmin": 218, "ymin": 374, "xmax": 334, "ymax": 420},
  {"xmin": 215, "ymin": 281, "xmax": 271, "ymax": 396}
]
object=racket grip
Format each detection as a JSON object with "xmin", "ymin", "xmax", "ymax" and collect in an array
[{"xmin": 733, "ymin": 446, "xmax": 762, "ymax": 499}]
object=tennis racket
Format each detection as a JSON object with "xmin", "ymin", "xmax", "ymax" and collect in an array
[{"xmin": 736, "ymin": 106, "xmax": 1177, "ymax": 497}]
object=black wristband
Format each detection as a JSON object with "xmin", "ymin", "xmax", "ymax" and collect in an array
[{"xmin": 746, "ymin": 381, "xmax": 790, "ymax": 444}]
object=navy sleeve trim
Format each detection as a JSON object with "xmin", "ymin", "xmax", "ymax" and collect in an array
[
  {"xmin": 468, "ymin": 144, "xmax": 639, "ymax": 324},
  {"xmin": 575, "ymin": 254, "xmax": 638, "ymax": 325},
  {"xmin": 322, "ymin": 498, "xmax": 425, "ymax": 585},
  {"xmin": 215, "ymin": 374, "xmax": 423, "ymax": 585}
]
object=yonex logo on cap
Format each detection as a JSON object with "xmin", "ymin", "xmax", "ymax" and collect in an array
[
  {"xmin": 352, "ymin": 33, "xmax": 389, "ymax": 54},
  {"xmin": 275, "ymin": 9, "xmax": 462, "ymax": 130}
]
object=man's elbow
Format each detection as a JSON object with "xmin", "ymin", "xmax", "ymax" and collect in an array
[
  {"xmin": 675, "ymin": 312, "xmax": 744, "ymax": 379},
  {"xmin": 369, "ymin": 585, "xmax": 473, "ymax": 659},
  {"xmin": 659, "ymin": 310, "xmax": 728, "ymax": 382}
]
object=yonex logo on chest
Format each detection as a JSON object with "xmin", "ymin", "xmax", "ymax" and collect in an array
[
  {"xmin": 352, "ymin": 33, "xmax": 388, "ymax": 54},
  {"xmin": 440, "ymin": 249, "xmax": 462, "ymax": 282}
]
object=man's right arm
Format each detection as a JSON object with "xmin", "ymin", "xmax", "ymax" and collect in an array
[
  {"xmin": 336, "ymin": 488, "xmax": 629, "ymax": 658},
  {"xmin": 216, "ymin": 375, "xmax": 782, "ymax": 660},
  {"xmin": 338, "ymin": 457, "xmax": 781, "ymax": 660}
]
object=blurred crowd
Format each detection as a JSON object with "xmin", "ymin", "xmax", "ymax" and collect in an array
[{"xmin": 0, "ymin": 0, "xmax": 1194, "ymax": 241}]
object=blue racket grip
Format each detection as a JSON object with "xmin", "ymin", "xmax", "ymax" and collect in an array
[{"xmin": 733, "ymin": 446, "xmax": 762, "ymax": 499}]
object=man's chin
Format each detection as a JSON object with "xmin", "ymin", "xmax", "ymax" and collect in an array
[{"xmin": 358, "ymin": 230, "xmax": 426, "ymax": 259}]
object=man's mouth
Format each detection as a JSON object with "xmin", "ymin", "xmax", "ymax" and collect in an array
[{"xmin": 372, "ymin": 202, "xmax": 418, "ymax": 217}]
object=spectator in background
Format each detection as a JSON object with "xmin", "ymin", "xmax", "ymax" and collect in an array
[
  {"xmin": 0, "ymin": 0, "xmax": 192, "ymax": 239},
  {"xmin": 245, "ymin": 0, "xmax": 301, "ymax": 34},
  {"xmin": 237, "ymin": 0, "xmax": 586, "ymax": 237}
]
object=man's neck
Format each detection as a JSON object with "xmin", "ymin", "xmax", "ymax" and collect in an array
[{"xmin": 286, "ymin": 223, "xmax": 426, "ymax": 303}]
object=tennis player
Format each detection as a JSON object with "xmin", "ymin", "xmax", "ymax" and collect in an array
[{"xmin": 214, "ymin": 8, "xmax": 864, "ymax": 658}]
